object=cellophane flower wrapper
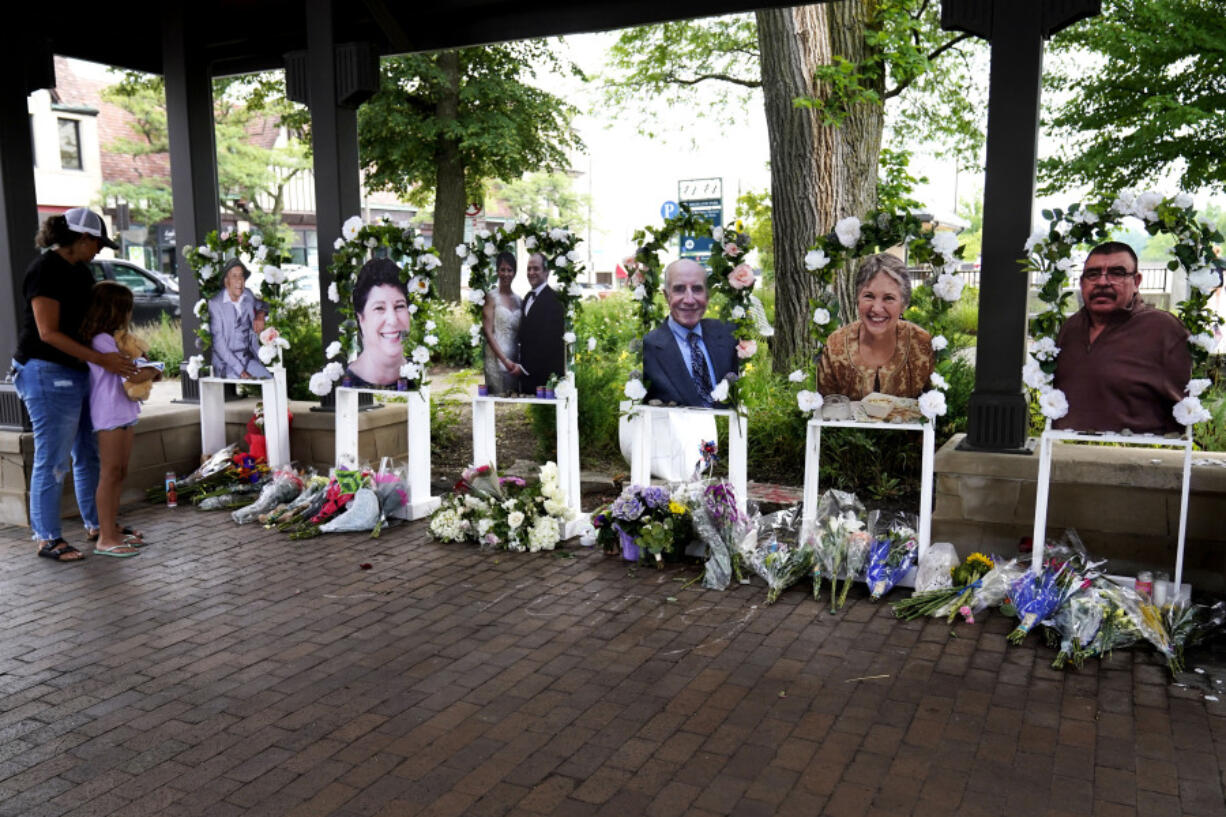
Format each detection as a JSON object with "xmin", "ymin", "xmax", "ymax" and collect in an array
[
  {"xmin": 739, "ymin": 506, "xmax": 813, "ymax": 604},
  {"xmin": 1048, "ymin": 585, "xmax": 1105, "ymax": 669},
  {"xmin": 969, "ymin": 558, "xmax": 1027, "ymax": 614},
  {"xmin": 371, "ymin": 467, "xmax": 409, "ymax": 537},
  {"xmin": 196, "ymin": 480, "xmax": 263, "ymax": 510},
  {"xmin": 266, "ymin": 474, "xmax": 328, "ymax": 528},
  {"xmin": 690, "ymin": 481, "xmax": 751, "ymax": 591},
  {"xmin": 1007, "ymin": 564, "xmax": 1070, "ymax": 643},
  {"xmin": 1167, "ymin": 600, "xmax": 1226, "ymax": 673},
  {"xmin": 1092, "ymin": 579, "xmax": 1176, "ymax": 664},
  {"xmin": 812, "ymin": 490, "xmax": 867, "ymax": 605},
  {"xmin": 915, "ymin": 541, "xmax": 959, "ymax": 592},
  {"xmin": 863, "ymin": 511, "xmax": 919, "ymax": 600},
  {"xmin": 231, "ymin": 469, "xmax": 305, "ymax": 525},
  {"xmin": 320, "ymin": 485, "xmax": 382, "ymax": 532}
]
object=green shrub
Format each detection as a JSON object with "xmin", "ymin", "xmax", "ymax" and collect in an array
[
  {"xmin": 277, "ymin": 302, "xmax": 324, "ymax": 400},
  {"xmin": 428, "ymin": 303, "xmax": 479, "ymax": 368},
  {"xmin": 133, "ymin": 314, "xmax": 184, "ymax": 373}
]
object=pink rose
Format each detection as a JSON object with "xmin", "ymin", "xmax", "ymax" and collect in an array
[
  {"xmin": 723, "ymin": 242, "xmax": 741, "ymax": 257},
  {"xmin": 959, "ymin": 605, "xmax": 975, "ymax": 624},
  {"xmin": 727, "ymin": 264, "xmax": 755, "ymax": 290},
  {"xmin": 631, "ymin": 271, "xmax": 644, "ymax": 286},
  {"xmin": 736, "ymin": 339, "xmax": 757, "ymax": 359},
  {"xmin": 259, "ymin": 327, "xmax": 280, "ymax": 345}
]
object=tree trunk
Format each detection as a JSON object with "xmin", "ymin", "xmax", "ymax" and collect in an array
[
  {"xmin": 433, "ymin": 51, "xmax": 465, "ymax": 302},
  {"xmin": 757, "ymin": 5, "xmax": 827, "ymax": 372},
  {"xmin": 827, "ymin": 0, "xmax": 884, "ymax": 322}
]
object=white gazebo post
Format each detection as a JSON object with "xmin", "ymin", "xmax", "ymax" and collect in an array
[
  {"xmin": 802, "ymin": 416, "xmax": 935, "ymax": 568},
  {"xmin": 333, "ymin": 385, "xmax": 439, "ymax": 520},
  {"xmin": 198, "ymin": 366, "xmax": 291, "ymax": 468},
  {"xmin": 1030, "ymin": 420, "xmax": 1194, "ymax": 600},
  {"xmin": 626, "ymin": 404, "xmax": 748, "ymax": 516},
  {"xmin": 471, "ymin": 373, "xmax": 586, "ymax": 537}
]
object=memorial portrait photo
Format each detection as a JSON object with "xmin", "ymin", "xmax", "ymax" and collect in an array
[
  {"xmin": 208, "ymin": 258, "xmax": 271, "ymax": 379},
  {"xmin": 344, "ymin": 257, "xmax": 411, "ymax": 389}
]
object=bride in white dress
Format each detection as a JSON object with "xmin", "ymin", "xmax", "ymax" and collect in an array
[{"xmin": 482, "ymin": 252, "xmax": 523, "ymax": 395}]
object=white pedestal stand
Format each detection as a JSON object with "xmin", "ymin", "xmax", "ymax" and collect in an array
[
  {"xmin": 471, "ymin": 375, "xmax": 587, "ymax": 537},
  {"xmin": 626, "ymin": 404, "xmax": 748, "ymax": 516},
  {"xmin": 1031, "ymin": 421, "xmax": 1194, "ymax": 600},
  {"xmin": 199, "ymin": 366, "xmax": 291, "ymax": 468},
  {"xmin": 333, "ymin": 385, "xmax": 439, "ymax": 520},
  {"xmin": 801, "ymin": 418, "xmax": 936, "ymax": 573}
]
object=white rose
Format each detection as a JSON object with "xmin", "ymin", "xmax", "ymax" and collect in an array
[
  {"xmin": 555, "ymin": 256, "xmax": 569, "ymax": 269},
  {"xmin": 400, "ymin": 362, "xmax": 422, "ymax": 380},
  {"xmin": 468, "ymin": 289, "xmax": 486, "ymax": 307},
  {"xmin": 710, "ymin": 379, "xmax": 730, "ymax": 403},
  {"xmin": 1031, "ymin": 336, "xmax": 1059, "ymax": 361},
  {"xmin": 548, "ymin": 228, "xmax": 568, "ymax": 241},
  {"xmin": 932, "ymin": 273, "xmax": 965, "ymax": 303},
  {"xmin": 525, "ymin": 236, "xmax": 538, "ymax": 249},
  {"xmin": 1190, "ymin": 333, "xmax": 1216, "ymax": 352},
  {"xmin": 631, "ymin": 285, "xmax": 646, "ymax": 301},
  {"xmin": 1022, "ymin": 356, "xmax": 1052, "ymax": 389},
  {"xmin": 834, "ymin": 216, "xmax": 861, "ymax": 248},
  {"xmin": 327, "ymin": 282, "xmax": 340, "ymax": 303},
  {"xmin": 1038, "ymin": 387, "xmax": 1069, "ymax": 420},
  {"xmin": 931, "ymin": 335, "xmax": 948, "ymax": 352},
  {"xmin": 813, "ymin": 308, "xmax": 831, "ymax": 326},
  {"xmin": 333, "ymin": 238, "xmax": 345, "ymax": 251},
  {"xmin": 555, "ymin": 379, "xmax": 575, "ymax": 400},
  {"xmin": 562, "ymin": 332, "xmax": 576, "ymax": 344},
  {"xmin": 1188, "ymin": 267, "xmax": 1221, "ymax": 295},
  {"xmin": 797, "ymin": 390, "xmax": 823, "ymax": 413},
  {"xmin": 1187, "ymin": 378, "xmax": 1211, "ymax": 398},
  {"xmin": 309, "ymin": 372, "xmax": 333, "ymax": 396},
  {"xmin": 804, "ymin": 249, "xmax": 829, "ymax": 271},
  {"xmin": 409, "ymin": 304, "xmax": 418, "ymax": 315},
  {"xmin": 1034, "ymin": 271, "xmax": 1052, "ymax": 288},
  {"xmin": 930, "ymin": 372, "xmax": 949, "ymax": 390},
  {"xmin": 930, "ymin": 231, "xmax": 959, "ymax": 261},
  {"xmin": 194, "ymin": 299, "xmax": 208, "ymax": 319},
  {"xmin": 1132, "ymin": 191, "xmax": 1163, "ymax": 222},
  {"xmin": 788, "ymin": 370, "xmax": 806, "ymax": 383},
  {"xmin": 711, "ymin": 226, "xmax": 724, "ymax": 243},
  {"xmin": 587, "ymin": 337, "xmax": 597, "ymax": 351},
  {"xmin": 507, "ymin": 511, "xmax": 525, "ymax": 529},
  {"xmin": 325, "ymin": 341, "xmax": 342, "ymax": 359},
  {"xmin": 413, "ymin": 236, "xmax": 426, "ymax": 250},
  {"xmin": 1173, "ymin": 395, "xmax": 1211, "ymax": 426},
  {"xmin": 568, "ymin": 282, "xmax": 584, "ymax": 296},
  {"xmin": 476, "ymin": 229, "xmax": 491, "ymax": 239},
  {"xmin": 420, "ymin": 335, "xmax": 436, "ymax": 348},
  {"xmin": 455, "ymin": 244, "xmax": 469, "ymax": 258},
  {"xmin": 258, "ymin": 345, "xmax": 278, "ymax": 365},
  {"xmin": 411, "ymin": 346, "xmax": 430, "ymax": 364},
  {"xmin": 341, "ymin": 216, "xmax": 363, "ymax": 241},
  {"xmin": 1023, "ymin": 229, "xmax": 1048, "ymax": 254},
  {"xmin": 198, "ymin": 264, "xmax": 214, "ymax": 281},
  {"xmin": 730, "ymin": 306, "xmax": 746, "ymax": 320},
  {"xmin": 1173, "ymin": 192, "xmax": 1194, "ymax": 210},
  {"xmin": 918, "ymin": 389, "xmax": 948, "ymax": 420},
  {"xmin": 624, "ymin": 379, "xmax": 647, "ymax": 401},
  {"xmin": 324, "ymin": 361, "xmax": 345, "ymax": 381},
  {"xmin": 483, "ymin": 242, "xmax": 496, "ymax": 256},
  {"xmin": 419, "ymin": 254, "xmax": 442, "ymax": 271},
  {"xmin": 184, "ymin": 354, "xmax": 204, "ymax": 380},
  {"xmin": 264, "ymin": 266, "xmax": 285, "ymax": 285}
]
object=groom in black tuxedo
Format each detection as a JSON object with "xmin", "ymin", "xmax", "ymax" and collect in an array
[
  {"xmin": 518, "ymin": 252, "xmax": 565, "ymax": 393},
  {"xmin": 643, "ymin": 258, "xmax": 738, "ymax": 407}
]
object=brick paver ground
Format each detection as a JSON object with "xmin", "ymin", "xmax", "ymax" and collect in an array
[{"xmin": 1, "ymin": 504, "xmax": 1223, "ymax": 817}]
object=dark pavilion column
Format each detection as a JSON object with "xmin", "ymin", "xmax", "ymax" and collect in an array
[
  {"xmin": 942, "ymin": 0, "xmax": 1100, "ymax": 451},
  {"xmin": 163, "ymin": 4, "xmax": 221, "ymax": 402},
  {"xmin": 0, "ymin": 39, "xmax": 53, "ymax": 428},
  {"xmin": 290, "ymin": 0, "xmax": 377, "ymax": 351}
]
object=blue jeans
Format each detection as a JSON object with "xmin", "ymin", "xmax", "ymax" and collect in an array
[{"xmin": 12, "ymin": 358, "xmax": 99, "ymax": 540}]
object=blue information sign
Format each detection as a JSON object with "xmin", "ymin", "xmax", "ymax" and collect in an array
[{"xmin": 677, "ymin": 178, "xmax": 723, "ymax": 263}]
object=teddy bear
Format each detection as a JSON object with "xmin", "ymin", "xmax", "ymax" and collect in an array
[{"xmin": 114, "ymin": 329, "xmax": 154, "ymax": 402}]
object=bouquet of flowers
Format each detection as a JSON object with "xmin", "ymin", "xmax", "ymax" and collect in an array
[
  {"xmin": 265, "ymin": 475, "xmax": 329, "ymax": 529},
  {"xmin": 892, "ymin": 552, "xmax": 995, "ymax": 622},
  {"xmin": 371, "ymin": 467, "xmax": 409, "ymax": 537},
  {"xmin": 1045, "ymin": 584, "xmax": 1105, "ymax": 669},
  {"xmin": 1164, "ymin": 599, "xmax": 1226, "ymax": 675},
  {"xmin": 592, "ymin": 483, "xmax": 688, "ymax": 567},
  {"xmin": 966, "ymin": 558, "xmax": 1027, "ymax": 617},
  {"xmin": 193, "ymin": 450, "xmax": 271, "ymax": 509},
  {"xmin": 428, "ymin": 462, "xmax": 572, "ymax": 552},
  {"xmin": 146, "ymin": 443, "xmax": 240, "ymax": 503},
  {"xmin": 231, "ymin": 468, "xmax": 304, "ymax": 525},
  {"xmin": 810, "ymin": 490, "xmax": 869, "ymax": 611},
  {"xmin": 863, "ymin": 511, "xmax": 919, "ymax": 601},
  {"xmin": 1005, "ymin": 560, "xmax": 1073, "ymax": 644},
  {"xmin": 740, "ymin": 507, "xmax": 814, "ymax": 604},
  {"xmin": 689, "ymin": 480, "xmax": 750, "ymax": 590}
]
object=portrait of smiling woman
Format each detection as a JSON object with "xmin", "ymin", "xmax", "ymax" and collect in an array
[
  {"xmin": 817, "ymin": 253, "xmax": 934, "ymax": 399},
  {"xmin": 344, "ymin": 258, "xmax": 411, "ymax": 389}
]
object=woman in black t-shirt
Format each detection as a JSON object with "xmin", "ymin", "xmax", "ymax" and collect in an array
[{"xmin": 12, "ymin": 209, "xmax": 137, "ymax": 562}]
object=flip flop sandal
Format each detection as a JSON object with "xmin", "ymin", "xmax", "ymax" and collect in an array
[
  {"xmin": 87, "ymin": 526, "xmax": 143, "ymax": 543},
  {"xmin": 125, "ymin": 535, "xmax": 148, "ymax": 548},
  {"xmin": 93, "ymin": 544, "xmax": 139, "ymax": 558},
  {"xmin": 37, "ymin": 539, "xmax": 85, "ymax": 562}
]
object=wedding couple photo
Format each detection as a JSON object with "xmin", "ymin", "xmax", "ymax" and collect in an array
[{"xmin": 480, "ymin": 251, "xmax": 566, "ymax": 395}]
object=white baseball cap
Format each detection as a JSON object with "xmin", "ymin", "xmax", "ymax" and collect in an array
[{"xmin": 64, "ymin": 208, "xmax": 119, "ymax": 250}]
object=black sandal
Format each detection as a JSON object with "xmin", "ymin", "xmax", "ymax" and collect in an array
[{"xmin": 37, "ymin": 539, "xmax": 85, "ymax": 562}]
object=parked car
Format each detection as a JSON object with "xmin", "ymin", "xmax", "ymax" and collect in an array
[
  {"xmin": 90, "ymin": 259, "xmax": 181, "ymax": 325},
  {"xmin": 575, "ymin": 282, "xmax": 614, "ymax": 301}
]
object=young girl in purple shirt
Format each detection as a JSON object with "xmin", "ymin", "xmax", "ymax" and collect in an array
[{"xmin": 81, "ymin": 282, "xmax": 159, "ymax": 557}]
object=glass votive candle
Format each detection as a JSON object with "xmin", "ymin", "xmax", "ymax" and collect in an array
[
  {"xmin": 1153, "ymin": 571, "xmax": 1171, "ymax": 606},
  {"xmin": 477, "ymin": 383, "xmax": 489, "ymax": 397},
  {"xmin": 536, "ymin": 386, "xmax": 546, "ymax": 398}
]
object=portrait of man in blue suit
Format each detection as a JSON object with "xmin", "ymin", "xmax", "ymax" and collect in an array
[
  {"xmin": 643, "ymin": 258, "xmax": 738, "ymax": 407},
  {"xmin": 208, "ymin": 258, "xmax": 270, "ymax": 379}
]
